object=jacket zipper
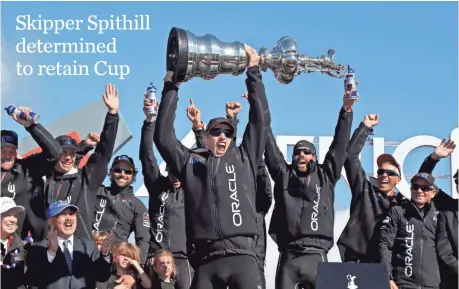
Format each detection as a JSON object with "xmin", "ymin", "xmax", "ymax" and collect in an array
[
  {"xmin": 245, "ymin": 186, "xmax": 256, "ymax": 212},
  {"xmin": 211, "ymin": 158, "xmax": 222, "ymax": 238},
  {"xmin": 296, "ymin": 200, "xmax": 304, "ymax": 237},
  {"xmin": 419, "ymin": 223, "xmax": 424, "ymax": 287},
  {"xmin": 168, "ymin": 190, "xmax": 175, "ymax": 248}
]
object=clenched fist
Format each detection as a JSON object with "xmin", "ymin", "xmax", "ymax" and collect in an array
[
  {"xmin": 226, "ymin": 101, "xmax": 242, "ymax": 119},
  {"xmin": 363, "ymin": 114, "xmax": 379, "ymax": 128},
  {"xmin": 11, "ymin": 106, "xmax": 33, "ymax": 128},
  {"xmin": 85, "ymin": 132, "xmax": 100, "ymax": 148}
]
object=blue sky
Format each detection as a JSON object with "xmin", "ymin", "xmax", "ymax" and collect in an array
[{"xmin": 1, "ymin": 1, "xmax": 458, "ymax": 211}]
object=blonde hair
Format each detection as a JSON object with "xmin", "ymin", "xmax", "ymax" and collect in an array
[
  {"xmin": 92, "ymin": 231, "xmax": 109, "ymax": 243},
  {"xmin": 153, "ymin": 250, "xmax": 177, "ymax": 279},
  {"xmin": 113, "ymin": 242, "xmax": 141, "ymax": 265}
]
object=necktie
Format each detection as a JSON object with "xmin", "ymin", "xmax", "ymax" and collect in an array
[{"xmin": 62, "ymin": 240, "xmax": 72, "ymax": 274}]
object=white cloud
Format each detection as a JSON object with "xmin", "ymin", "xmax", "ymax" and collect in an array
[{"xmin": 264, "ymin": 209, "xmax": 350, "ymax": 289}]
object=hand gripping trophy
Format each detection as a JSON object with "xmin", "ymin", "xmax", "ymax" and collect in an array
[{"xmin": 166, "ymin": 27, "xmax": 357, "ymax": 95}]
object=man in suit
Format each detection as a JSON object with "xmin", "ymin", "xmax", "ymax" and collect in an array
[{"xmin": 26, "ymin": 201, "xmax": 113, "ymax": 289}]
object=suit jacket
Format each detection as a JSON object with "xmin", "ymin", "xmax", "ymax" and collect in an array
[{"xmin": 26, "ymin": 236, "xmax": 112, "ymax": 289}]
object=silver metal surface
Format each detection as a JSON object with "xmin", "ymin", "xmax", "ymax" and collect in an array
[{"xmin": 168, "ymin": 28, "xmax": 349, "ymax": 84}]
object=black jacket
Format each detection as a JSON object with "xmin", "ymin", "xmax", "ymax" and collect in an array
[
  {"xmin": 29, "ymin": 112, "xmax": 119, "ymax": 241},
  {"xmin": 92, "ymin": 185, "xmax": 150, "ymax": 265},
  {"xmin": 1, "ymin": 233, "xmax": 26, "ymax": 289},
  {"xmin": 193, "ymin": 117, "xmax": 273, "ymax": 266},
  {"xmin": 140, "ymin": 120, "xmax": 188, "ymax": 259},
  {"xmin": 26, "ymin": 236, "xmax": 112, "ymax": 289},
  {"xmin": 378, "ymin": 200, "xmax": 440, "ymax": 288},
  {"xmin": 154, "ymin": 66, "xmax": 271, "ymax": 262},
  {"xmin": 266, "ymin": 107, "xmax": 352, "ymax": 252},
  {"xmin": 337, "ymin": 122, "xmax": 404, "ymax": 262},
  {"xmin": 1, "ymin": 123, "xmax": 61, "ymax": 239}
]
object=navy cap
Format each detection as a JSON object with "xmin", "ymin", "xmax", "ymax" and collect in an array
[
  {"xmin": 206, "ymin": 117, "xmax": 235, "ymax": 134},
  {"xmin": 411, "ymin": 172, "xmax": 436, "ymax": 187},
  {"xmin": 1, "ymin": 130, "xmax": 18, "ymax": 148},
  {"xmin": 112, "ymin": 155, "xmax": 135, "ymax": 168},
  {"xmin": 47, "ymin": 200, "xmax": 79, "ymax": 219},
  {"xmin": 55, "ymin": 135, "xmax": 78, "ymax": 150},
  {"xmin": 293, "ymin": 140, "xmax": 316, "ymax": 154}
]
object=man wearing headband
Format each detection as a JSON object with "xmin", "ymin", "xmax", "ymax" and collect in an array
[
  {"xmin": 378, "ymin": 173, "xmax": 441, "ymax": 289},
  {"xmin": 141, "ymin": 99, "xmax": 193, "ymax": 289},
  {"xmin": 417, "ymin": 139, "xmax": 457, "ymax": 289},
  {"xmin": 154, "ymin": 45, "xmax": 271, "ymax": 289},
  {"xmin": 1, "ymin": 105, "xmax": 61, "ymax": 238},
  {"xmin": 337, "ymin": 115, "xmax": 405, "ymax": 264},
  {"xmin": 265, "ymin": 86, "xmax": 356, "ymax": 289},
  {"xmin": 91, "ymin": 153, "xmax": 150, "ymax": 266},
  {"xmin": 188, "ymin": 98, "xmax": 273, "ymax": 289},
  {"xmin": 30, "ymin": 83, "xmax": 120, "ymax": 241}
]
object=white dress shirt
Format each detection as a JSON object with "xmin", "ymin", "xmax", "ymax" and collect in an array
[{"xmin": 47, "ymin": 234, "xmax": 74, "ymax": 263}]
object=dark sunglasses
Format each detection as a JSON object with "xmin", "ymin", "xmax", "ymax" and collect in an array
[
  {"xmin": 59, "ymin": 138, "xmax": 77, "ymax": 146},
  {"xmin": 411, "ymin": 184, "xmax": 433, "ymax": 192},
  {"xmin": 377, "ymin": 169, "xmax": 400, "ymax": 177},
  {"xmin": 113, "ymin": 167, "xmax": 133, "ymax": 175},
  {"xmin": 209, "ymin": 128, "xmax": 233, "ymax": 138},
  {"xmin": 293, "ymin": 149, "xmax": 313, "ymax": 156}
]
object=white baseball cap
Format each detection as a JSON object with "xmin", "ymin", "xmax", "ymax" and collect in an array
[{"xmin": 0, "ymin": 197, "xmax": 25, "ymax": 215}]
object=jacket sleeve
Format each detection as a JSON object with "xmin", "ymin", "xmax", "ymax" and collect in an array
[
  {"xmin": 154, "ymin": 82, "xmax": 191, "ymax": 177},
  {"xmin": 83, "ymin": 112, "xmax": 119, "ymax": 191},
  {"xmin": 89, "ymin": 240, "xmax": 113, "ymax": 282},
  {"xmin": 134, "ymin": 201, "xmax": 151, "ymax": 266},
  {"xmin": 344, "ymin": 122, "xmax": 373, "ymax": 206},
  {"xmin": 228, "ymin": 117, "xmax": 239, "ymax": 149},
  {"xmin": 378, "ymin": 206, "xmax": 400, "ymax": 280},
  {"xmin": 26, "ymin": 244, "xmax": 55, "ymax": 287},
  {"xmin": 436, "ymin": 212, "xmax": 458, "ymax": 274},
  {"xmin": 256, "ymin": 158, "xmax": 273, "ymax": 214},
  {"xmin": 74, "ymin": 140, "xmax": 94, "ymax": 167},
  {"xmin": 418, "ymin": 155, "xmax": 439, "ymax": 174},
  {"xmin": 21, "ymin": 123, "xmax": 62, "ymax": 177},
  {"xmin": 322, "ymin": 107, "xmax": 353, "ymax": 184},
  {"xmin": 140, "ymin": 120, "xmax": 163, "ymax": 196},
  {"xmin": 264, "ymin": 127, "xmax": 288, "ymax": 186},
  {"xmin": 192, "ymin": 121, "xmax": 207, "ymax": 149},
  {"xmin": 239, "ymin": 66, "xmax": 271, "ymax": 177}
]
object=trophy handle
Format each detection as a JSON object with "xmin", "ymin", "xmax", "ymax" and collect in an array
[{"xmin": 167, "ymin": 28, "xmax": 191, "ymax": 82}]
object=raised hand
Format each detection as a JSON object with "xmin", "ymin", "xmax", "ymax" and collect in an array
[
  {"xmin": 226, "ymin": 101, "xmax": 242, "ymax": 119},
  {"xmin": 11, "ymin": 106, "xmax": 33, "ymax": 128},
  {"xmin": 363, "ymin": 114, "xmax": 379, "ymax": 128},
  {"xmin": 85, "ymin": 132, "xmax": 100, "ymax": 147},
  {"xmin": 432, "ymin": 139, "xmax": 456, "ymax": 160},
  {"xmin": 143, "ymin": 94, "xmax": 159, "ymax": 121},
  {"xmin": 100, "ymin": 232, "xmax": 114, "ymax": 256},
  {"xmin": 186, "ymin": 98, "xmax": 201, "ymax": 126},
  {"xmin": 244, "ymin": 44, "xmax": 261, "ymax": 68},
  {"xmin": 102, "ymin": 83, "xmax": 119, "ymax": 114},
  {"xmin": 47, "ymin": 225, "xmax": 59, "ymax": 255}
]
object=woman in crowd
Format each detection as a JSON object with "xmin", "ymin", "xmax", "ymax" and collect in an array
[{"xmin": 149, "ymin": 250, "xmax": 177, "ymax": 289}]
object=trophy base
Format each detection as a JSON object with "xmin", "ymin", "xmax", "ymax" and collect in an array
[{"xmin": 167, "ymin": 27, "xmax": 189, "ymax": 82}]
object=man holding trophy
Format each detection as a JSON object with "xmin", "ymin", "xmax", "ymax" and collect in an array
[{"xmin": 154, "ymin": 42, "xmax": 271, "ymax": 289}]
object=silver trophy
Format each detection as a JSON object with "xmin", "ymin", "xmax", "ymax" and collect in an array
[{"xmin": 167, "ymin": 27, "xmax": 349, "ymax": 84}]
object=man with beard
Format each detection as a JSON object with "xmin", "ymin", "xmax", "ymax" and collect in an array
[
  {"xmin": 26, "ymin": 201, "xmax": 113, "ymax": 289},
  {"xmin": 265, "ymin": 92, "xmax": 356, "ymax": 289},
  {"xmin": 154, "ymin": 45, "xmax": 271, "ymax": 289},
  {"xmin": 29, "ymin": 83, "xmax": 120, "ymax": 241},
  {"xmin": 337, "ymin": 114, "xmax": 404, "ymax": 263},
  {"xmin": 187, "ymin": 97, "xmax": 272, "ymax": 288},
  {"xmin": 416, "ymin": 139, "xmax": 457, "ymax": 289},
  {"xmin": 1, "ymin": 105, "xmax": 61, "ymax": 238},
  {"xmin": 378, "ymin": 173, "xmax": 441, "ymax": 289},
  {"xmin": 140, "ymin": 99, "xmax": 193, "ymax": 289},
  {"xmin": 92, "ymin": 154, "xmax": 150, "ymax": 266}
]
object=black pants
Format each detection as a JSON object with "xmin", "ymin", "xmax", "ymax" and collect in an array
[
  {"xmin": 276, "ymin": 251, "xmax": 328, "ymax": 289},
  {"xmin": 254, "ymin": 234, "xmax": 266, "ymax": 289},
  {"xmin": 191, "ymin": 255, "xmax": 262, "ymax": 289},
  {"xmin": 175, "ymin": 258, "xmax": 194, "ymax": 289}
]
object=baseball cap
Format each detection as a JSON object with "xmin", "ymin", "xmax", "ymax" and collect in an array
[
  {"xmin": 206, "ymin": 117, "xmax": 235, "ymax": 135},
  {"xmin": 112, "ymin": 155, "xmax": 135, "ymax": 168},
  {"xmin": 293, "ymin": 140, "xmax": 316, "ymax": 154},
  {"xmin": 377, "ymin": 154, "xmax": 401, "ymax": 174},
  {"xmin": 55, "ymin": 135, "xmax": 78, "ymax": 150},
  {"xmin": 453, "ymin": 169, "xmax": 458, "ymax": 184},
  {"xmin": 46, "ymin": 200, "xmax": 79, "ymax": 219},
  {"xmin": 1, "ymin": 130, "xmax": 18, "ymax": 148},
  {"xmin": 0, "ymin": 197, "xmax": 25, "ymax": 215},
  {"xmin": 411, "ymin": 172, "xmax": 436, "ymax": 187}
]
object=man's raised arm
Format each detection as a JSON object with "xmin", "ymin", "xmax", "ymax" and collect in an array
[{"xmin": 154, "ymin": 72, "xmax": 190, "ymax": 176}]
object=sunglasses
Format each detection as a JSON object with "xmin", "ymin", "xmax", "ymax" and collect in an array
[
  {"xmin": 411, "ymin": 184, "xmax": 433, "ymax": 192},
  {"xmin": 377, "ymin": 169, "xmax": 400, "ymax": 177},
  {"xmin": 209, "ymin": 128, "xmax": 233, "ymax": 138},
  {"xmin": 59, "ymin": 138, "xmax": 77, "ymax": 146},
  {"xmin": 113, "ymin": 167, "xmax": 133, "ymax": 175},
  {"xmin": 293, "ymin": 149, "xmax": 313, "ymax": 156}
]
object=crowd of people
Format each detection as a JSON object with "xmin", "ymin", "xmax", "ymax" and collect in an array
[{"xmin": 1, "ymin": 45, "xmax": 458, "ymax": 289}]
